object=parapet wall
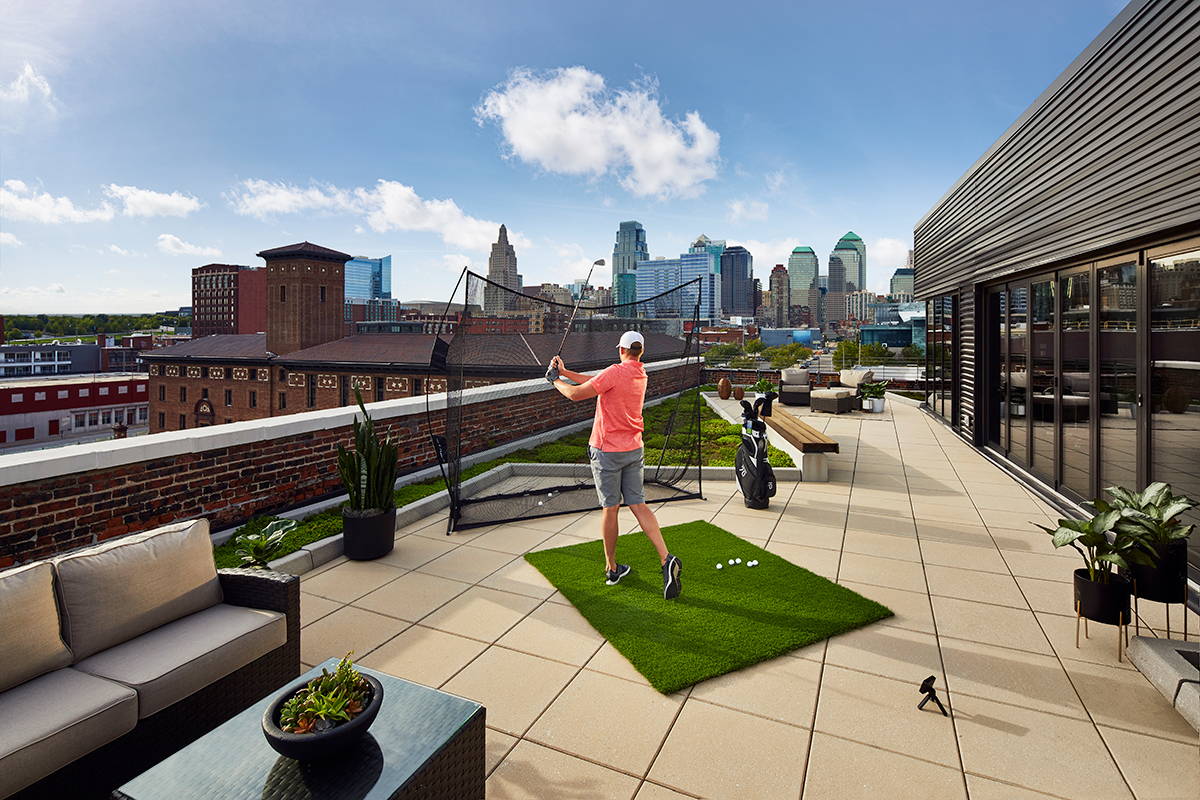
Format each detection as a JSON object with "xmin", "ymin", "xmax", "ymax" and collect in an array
[{"xmin": 0, "ymin": 361, "xmax": 694, "ymax": 566}]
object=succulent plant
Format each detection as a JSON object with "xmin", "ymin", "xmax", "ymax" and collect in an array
[
  {"xmin": 234, "ymin": 519, "xmax": 299, "ymax": 569},
  {"xmin": 278, "ymin": 655, "xmax": 372, "ymax": 735}
]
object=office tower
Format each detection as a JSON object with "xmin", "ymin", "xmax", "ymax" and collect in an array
[
  {"xmin": 787, "ymin": 245, "xmax": 819, "ymax": 319},
  {"xmin": 612, "ymin": 221, "xmax": 649, "ymax": 308},
  {"xmin": 191, "ymin": 264, "xmax": 266, "ymax": 337},
  {"xmin": 836, "ymin": 231, "xmax": 867, "ymax": 295},
  {"xmin": 753, "ymin": 278, "xmax": 763, "ymax": 316},
  {"xmin": 344, "ymin": 255, "xmax": 392, "ymax": 300},
  {"xmin": 847, "ymin": 290, "xmax": 878, "ymax": 322},
  {"xmin": 635, "ymin": 246, "xmax": 722, "ymax": 322},
  {"xmin": 484, "ymin": 225, "xmax": 519, "ymax": 314},
  {"xmin": 720, "ymin": 245, "xmax": 754, "ymax": 316},
  {"xmin": 689, "ymin": 234, "xmax": 727, "ymax": 263},
  {"xmin": 768, "ymin": 264, "xmax": 789, "ymax": 328},
  {"xmin": 827, "ymin": 245, "xmax": 850, "ymax": 326},
  {"xmin": 890, "ymin": 267, "xmax": 915, "ymax": 298}
]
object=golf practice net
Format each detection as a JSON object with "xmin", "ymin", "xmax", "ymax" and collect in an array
[{"xmin": 431, "ymin": 270, "xmax": 705, "ymax": 532}]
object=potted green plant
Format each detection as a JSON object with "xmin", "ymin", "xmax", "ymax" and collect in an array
[
  {"xmin": 337, "ymin": 392, "xmax": 398, "ymax": 560},
  {"xmin": 860, "ymin": 380, "xmax": 889, "ymax": 413},
  {"xmin": 1103, "ymin": 483, "xmax": 1195, "ymax": 604},
  {"xmin": 1036, "ymin": 509, "xmax": 1152, "ymax": 624},
  {"xmin": 262, "ymin": 655, "xmax": 383, "ymax": 760},
  {"xmin": 233, "ymin": 519, "xmax": 299, "ymax": 569}
]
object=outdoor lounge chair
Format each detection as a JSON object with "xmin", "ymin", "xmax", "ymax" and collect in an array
[
  {"xmin": 811, "ymin": 369, "xmax": 873, "ymax": 414},
  {"xmin": 778, "ymin": 367, "xmax": 812, "ymax": 406}
]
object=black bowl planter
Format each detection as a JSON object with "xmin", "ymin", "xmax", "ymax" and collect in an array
[
  {"xmin": 262, "ymin": 674, "xmax": 384, "ymax": 761},
  {"xmin": 343, "ymin": 508, "xmax": 396, "ymax": 560},
  {"xmin": 1123, "ymin": 540, "xmax": 1189, "ymax": 604},
  {"xmin": 1073, "ymin": 569, "xmax": 1131, "ymax": 625}
]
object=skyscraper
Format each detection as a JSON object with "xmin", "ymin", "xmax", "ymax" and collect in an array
[
  {"xmin": 612, "ymin": 221, "xmax": 649, "ymax": 308},
  {"xmin": 344, "ymin": 255, "xmax": 392, "ymax": 300},
  {"xmin": 768, "ymin": 264, "xmax": 789, "ymax": 328},
  {"xmin": 484, "ymin": 225, "xmax": 519, "ymax": 314},
  {"xmin": 689, "ymin": 234, "xmax": 726, "ymax": 263},
  {"xmin": 720, "ymin": 245, "xmax": 754, "ymax": 316},
  {"xmin": 827, "ymin": 245, "xmax": 850, "ymax": 326},
  {"xmin": 787, "ymin": 246, "xmax": 819, "ymax": 321},
  {"xmin": 635, "ymin": 244, "xmax": 722, "ymax": 322},
  {"xmin": 890, "ymin": 267, "xmax": 915, "ymax": 298},
  {"xmin": 836, "ymin": 231, "xmax": 867, "ymax": 294}
]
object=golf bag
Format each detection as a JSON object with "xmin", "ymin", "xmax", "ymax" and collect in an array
[{"xmin": 735, "ymin": 394, "xmax": 778, "ymax": 509}]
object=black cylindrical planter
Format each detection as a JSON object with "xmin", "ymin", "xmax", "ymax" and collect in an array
[
  {"xmin": 1124, "ymin": 540, "xmax": 1189, "ymax": 603},
  {"xmin": 343, "ymin": 509, "xmax": 396, "ymax": 560},
  {"xmin": 1073, "ymin": 569, "xmax": 1131, "ymax": 625},
  {"xmin": 263, "ymin": 674, "xmax": 383, "ymax": 761}
]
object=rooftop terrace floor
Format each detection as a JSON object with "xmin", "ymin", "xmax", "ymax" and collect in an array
[{"xmin": 297, "ymin": 400, "xmax": 1199, "ymax": 799}]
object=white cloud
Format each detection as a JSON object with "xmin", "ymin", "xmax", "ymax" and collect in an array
[
  {"xmin": 475, "ymin": 67, "xmax": 720, "ymax": 199},
  {"xmin": 156, "ymin": 233, "xmax": 221, "ymax": 257},
  {"xmin": 765, "ymin": 170, "xmax": 788, "ymax": 194},
  {"xmin": 726, "ymin": 238, "xmax": 798, "ymax": 277},
  {"xmin": 227, "ymin": 178, "xmax": 529, "ymax": 252},
  {"xmin": 727, "ymin": 199, "xmax": 769, "ymax": 223},
  {"xmin": 0, "ymin": 180, "xmax": 114, "ymax": 223},
  {"xmin": 103, "ymin": 184, "xmax": 202, "ymax": 217},
  {"xmin": 0, "ymin": 232, "xmax": 23, "ymax": 246},
  {"xmin": 441, "ymin": 254, "xmax": 470, "ymax": 273},
  {"xmin": 107, "ymin": 243, "xmax": 131, "ymax": 256},
  {"xmin": 0, "ymin": 285, "xmax": 178, "ymax": 314},
  {"xmin": 870, "ymin": 237, "xmax": 910, "ymax": 271},
  {"xmin": 0, "ymin": 63, "xmax": 58, "ymax": 127}
]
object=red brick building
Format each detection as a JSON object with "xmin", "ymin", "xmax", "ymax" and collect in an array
[
  {"xmin": 0, "ymin": 373, "xmax": 149, "ymax": 447},
  {"xmin": 191, "ymin": 264, "xmax": 267, "ymax": 338}
]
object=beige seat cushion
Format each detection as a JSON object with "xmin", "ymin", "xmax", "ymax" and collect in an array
[
  {"xmin": 780, "ymin": 368, "xmax": 809, "ymax": 385},
  {"xmin": 74, "ymin": 604, "xmax": 286, "ymax": 718},
  {"xmin": 838, "ymin": 369, "xmax": 874, "ymax": 389},
  {"xmin": 0, "ymin": 563, "xmax": 73, "ymax": 693},
  {"xmin": 55, "ymin": 519, "xmax": 222, "ymax": 660},
  {"xmin": 811, "ymin": 388, "xmax": 855, "ymax": 400},
  {"xmin": 0, "ymin": 668, "xmax": 137, "ymax": 797}
]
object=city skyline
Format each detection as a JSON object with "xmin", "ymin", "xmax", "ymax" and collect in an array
[{"xmin": 0, "ymin": 0, "xmax": 1123, "ymax": 313}]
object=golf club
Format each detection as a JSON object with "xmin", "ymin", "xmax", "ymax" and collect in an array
[{"xmin": 555, "ymin": 258, "xmax": 605, "ymax": 359}]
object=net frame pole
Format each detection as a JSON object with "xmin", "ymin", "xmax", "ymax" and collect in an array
[{"xmin": 555, "ymin": 258, "xmax": 604, "ymax": 358}]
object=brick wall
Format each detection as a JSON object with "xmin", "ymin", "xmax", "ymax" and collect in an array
[
  {"xmin": 0, "ymin": 361, "xmax": 694, "ymax": 566},
  {"xmin": 703, "ymin": 368, "xmax": 782, "ymax": 386}
]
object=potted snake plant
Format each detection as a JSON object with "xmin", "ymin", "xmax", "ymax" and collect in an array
[
  {"xmin": 1036, "ymin": 509, "xmax": 1153, "ymax": 625},
  {"xmin": 1104, "ymin": 483, "xmax": 1195, "ymax": 604},
  {"xmin": 337, "ymin": 392, "xmax": 398, "ymax": 560}
]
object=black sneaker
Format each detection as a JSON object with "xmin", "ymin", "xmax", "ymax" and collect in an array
[
  {"xmin": 662, "ymin": 554, "xmax": 682, "ymax": 600},
  {"xmin": 605, "ymin": 564, "xmax": 631, "ymax": 585}
]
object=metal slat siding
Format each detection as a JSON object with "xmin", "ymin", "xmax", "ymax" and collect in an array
[
  {"xmin": 959, "ymin": 288, "xmax": 975, "ymax": 435},
  {"xmin": 914, "ymin": 0, "xmax": 1200, "ymax": 297}
]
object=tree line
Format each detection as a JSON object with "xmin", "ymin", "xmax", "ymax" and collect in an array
[{"xmin": 4, "ymin": 313, "xmax": 189, "ymax": 341}]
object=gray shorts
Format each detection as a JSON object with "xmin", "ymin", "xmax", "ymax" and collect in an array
[{"xmin": 589, "ymin": 446, "xmax": 645, "ymax": 508}]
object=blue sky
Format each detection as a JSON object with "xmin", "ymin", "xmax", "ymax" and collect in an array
[{"xmin": 0, "ymin": 0, "xmax": 1125, "ymax": 313}]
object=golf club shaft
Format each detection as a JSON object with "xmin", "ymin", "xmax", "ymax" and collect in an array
[{"xmin": 555, "ymin": 261, "xmax": 598, "ymax": 358}]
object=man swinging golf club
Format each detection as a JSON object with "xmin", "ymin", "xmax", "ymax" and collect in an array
[{"xmin": 547, "ymin": 331, "xmax": 682, "ymax": 599}]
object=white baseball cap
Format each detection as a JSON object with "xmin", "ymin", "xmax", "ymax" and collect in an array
[{"xmin": 617, "ymin": 330, "xmax": 644, "ymax": 350}]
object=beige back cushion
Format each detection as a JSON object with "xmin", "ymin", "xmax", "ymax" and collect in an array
[
  {"xmin": 55, "ymin": 519, "xmax": 221, "ymax": 660},
  {"xmin": 839, "ymin": 369, "xmax": 874, "ymax": 388},
  {"xmin": 0, "ymin": 562, "xmax": 73, "ymax": 692},
  {"xmin": 781, "ymin": 368, "xmax": 809, "ymax": 385}
]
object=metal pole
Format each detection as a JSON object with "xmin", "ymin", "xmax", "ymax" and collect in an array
[{"xmin": 555, "ymin": 259, "xmax": 605, "ymax": 358}]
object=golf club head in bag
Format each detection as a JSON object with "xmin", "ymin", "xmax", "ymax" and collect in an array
[{"xmin": 736, "ymin": 402, "xmax": 776, "ymax": 509}]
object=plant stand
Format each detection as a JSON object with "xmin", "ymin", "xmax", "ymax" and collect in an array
[
  {"xmin": 1132, "ymin": 584, "xmax": 1191, "ymax": 642},
  {"xmin": 1076, "ymin": 603, "xmax": 1130, "ymax": 662}
]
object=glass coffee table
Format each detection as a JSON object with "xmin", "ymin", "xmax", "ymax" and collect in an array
[{"xmin": 115, "ymin": 659, "xmax": 485, "ymax": 800}]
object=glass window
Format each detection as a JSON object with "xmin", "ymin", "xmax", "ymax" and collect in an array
[
  {"xmin": 74, "ymin": 413, "xmax": 85, "ymax": 428},
  {"xmin": 88, "ymin": 411, "xmax": 98, "ymax": 426},
  {"xmin": 1060, "ymin": 271, "xmax": 1090, "ymax": 498},
  {"xmin": 1009, "ymin": 286, "xmax": 1029, "ymax": 466},
  {"xmin": 1149, "ymin": 246, "xmax": 1200, "ymax": 549},
  {"xmin": 102, "ymin": 410, "xmax": 112, "ymax": 424},
  {"xmin": 1029, "ymin": 280, "xmax": 1055, "ymax": 482},
  {"xmin": 1097, "ymin": 258, "xmax": 1138, "ymax": 493}
]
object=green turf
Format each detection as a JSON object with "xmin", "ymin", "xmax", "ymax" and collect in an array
[{"xmin": 525, "ymin": 520, "xmax": 893, "ymax": 694}]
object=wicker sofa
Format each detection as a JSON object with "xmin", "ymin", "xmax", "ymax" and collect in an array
[{"xmin": 0, "ymin": 520, "xmax": 300, "ymax": 799}]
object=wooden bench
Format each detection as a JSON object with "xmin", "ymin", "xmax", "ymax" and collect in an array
[{"xmin": 764, "ymin": 410, "xmax": 838, "ymax": 481}]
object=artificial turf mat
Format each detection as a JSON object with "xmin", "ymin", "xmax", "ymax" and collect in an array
[{"xmin": 524, "ymin": 520, "xmax": 894, "ymax": 694}]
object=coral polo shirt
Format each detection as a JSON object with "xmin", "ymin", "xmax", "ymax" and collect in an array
[{"xmin": 588, "ymin": 360, "xmax": 647, "ymax": 453}]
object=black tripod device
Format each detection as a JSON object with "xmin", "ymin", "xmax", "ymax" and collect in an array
[{"xmin": 917, "ymin": 675, "xmax": 948, "ymax": 716}]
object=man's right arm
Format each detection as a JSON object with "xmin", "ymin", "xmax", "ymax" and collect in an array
[{"xmin": 551, "ymin": 357, "xmax": 590, "ymax": 384}]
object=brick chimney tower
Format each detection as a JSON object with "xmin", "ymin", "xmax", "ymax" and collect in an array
[{"xmin": 258, "ymin": 241, "xmax": 352, "ymax": 355}]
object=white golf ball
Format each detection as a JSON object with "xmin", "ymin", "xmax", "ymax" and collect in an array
[
  {"xmin": 716, "ymin": 563, "xmax": 723, "ymax": 570},
  {"xmin": 735, "ymin": 558, "xmax": 742, "ymax": 564},
  {"xmin": 537, "ymin": 501, "xmax": 543, "ymax": 506},
  {"xmin": 748, "ymin": 560, "xmax": 758, "ymax": 567},
  {"xmin": 728, "ymin": 559, "xmax": 735, "ymax": 565}
]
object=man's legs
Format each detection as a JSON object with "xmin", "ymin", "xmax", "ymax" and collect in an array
[
  {"xmin": 601, "ymin": 504, "xmax": 621, "ymax": 572},
  {"xmin": 629, "ymin": 503, "xmax": 668, "ymax": 565}
]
